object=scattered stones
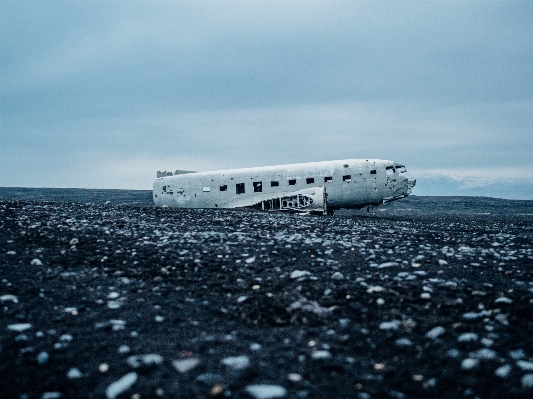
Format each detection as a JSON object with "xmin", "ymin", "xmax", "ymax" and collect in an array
[{"xmin": 1, "ymin": 195, "xmax": 532, "ymax": 398}]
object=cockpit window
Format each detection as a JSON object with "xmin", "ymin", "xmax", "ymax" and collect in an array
[
  {"xmin": 386, "ymin": 166, "xmax": 395, "ymax": 175},
  {"xmin": 396, "ymin": 165, "xmax": 407, "ymax": 173}
]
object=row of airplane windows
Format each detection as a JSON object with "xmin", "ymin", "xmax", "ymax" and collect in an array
[{"xmin": 211, "ymin": 173, "xmax": 368, "ymax": 194}]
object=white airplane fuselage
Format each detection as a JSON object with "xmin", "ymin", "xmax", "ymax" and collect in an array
[{"xmin": 153, "ymin": 159, "xmax": 415, "ymax": 214}]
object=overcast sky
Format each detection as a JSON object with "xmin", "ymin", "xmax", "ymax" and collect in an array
[{"xmin": 1, "ymin": 1, "xmax": 532, "ymax": 199}]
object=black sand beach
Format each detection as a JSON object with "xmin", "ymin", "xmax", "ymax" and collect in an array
[{"xmin": 1, "ymin": 189, "xmax": 532, "ymax": 399}]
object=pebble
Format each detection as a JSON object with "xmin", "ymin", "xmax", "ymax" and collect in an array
[
  {"xmin": 41, "ymin": 393, "xmax": 62, "ymax": 399},
  {"xmin": 517, "ymin": 361, "xmax": 533, "ymax": 371},
  {"xmin": 457, "ymin": 333, "xmax": 478, "ymax": 342},
  {"xmin": 331, "ymin": 272, "xmax": 344, "ymax": 280},
  {"xmin": 461, "ymin": 358, "xmax": 479, "ymax": 370},
  {"xmin": 377, "ymin": 262, "xmax": 398, "ymax": 268},
  {"xmin": 379, "ymin": 320, "xmax": 400, "ymax": 330},
  {"xmin": 172, "ymin": 358, "xmax": 200, "ymax": 373},
  {"xmin": 118, "ymin": 345, "xmax": 131, "ymax": 354},
  {"xmin": 36, "ymin": 351, "xmax": 49, "ymax": 364},
  {"xmin": 425, "ymin": 326, "xmax": 445, "ymax": 340},
  {"xmin": 509, "ymin": 349, "xmax": 526, "ymax": 360},
  {"xmin": 105, "ymin": 372, "xmax": 138, "ymax": 399},
  {"xmin": 7, "ymin": 323, "xmax": 32, "ymax": 332},
  {"xmin": 31, "ymin": 259, "xmax": 43, "ymax": 266},
  {"xmin": 245, "ymin": 385, "xmax": 287, "ymax": 399},
  {"xmin": 221, "ymin": 355, "xmax": 250, "ymax": 370},
  {"xmin": 494, "ymin": 364, "xmax": 512, "ymax": 378},
  {"xmin": 494, "ymin": 297, "xmax": 512, "ymax": 304},
  {"xmin": 127, "ymin": 354, "xmax": 163, "ymax": 368},
  {"xmin": 469, "ymin": 348, "xmax": 496, "ymax": 360},
  {"xmin": 66, "ymin": 368, "xmax": 83, "ymax": 379},
  {"xmin": 522, "ymin": 374, "xmax": 533, "ymax": 389},
  {"xmin": 311, "ymin": 350, "xmax": 331, "ymax": 359},
  {"xmin": 395, "ymin": 338, "xmax": 413, "ymax": 347},
  {"xmin": 290, "ymin": 270, "xmax": 311, "ymax": 279},
  {"xmin": 0, "ymin": 294, "xmax": 18, "ymax": 303}
]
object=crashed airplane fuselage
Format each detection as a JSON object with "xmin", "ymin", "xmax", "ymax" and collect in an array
[{"xmin": 153, "ymin": 159, "xmax": 415, "ymax": 215}]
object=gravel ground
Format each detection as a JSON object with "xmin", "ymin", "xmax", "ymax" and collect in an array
[{"xmin": 1, "ymin": 193, "xmax": 533, "ymax": 399}]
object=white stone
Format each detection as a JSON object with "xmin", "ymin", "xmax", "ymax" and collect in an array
[
  {"xmin": 67, "ymin": 368, "xmax": 83, "ymax": 379},
  {"xmin": 457, "ymin": 333, "xmax": 478, "ymax": 342},
  {"xmin": 331, "ymin": 272, "xmax": 344, "ymax": 280},
  {"xmin": 379, "ymin": 320, "xmax": 401, "ymax": 330},
  {"xmin": 250, "ymin": 343, "xmax": 262, "ymax": 351},
  {"xmin": 107, "ymin": 301, "xmax": 121, "ymax": 309},
  {"xmin": 522, "ymin": 374, "xmax": 533, "ymax": 388},
  {"xmin": 509, "ymin": 349, "xmax": 526, "ymax": 360},
  {"xmin": 245, "ymin": 256, "xmax": 256, "ymax": 264},
  {"xmin": 0, "ymin": 295, "xmax": 18, "ymax": 303},
  {"xmin": 69, "ymin": 238, "xmax": 79, "ymax": 245},
  {"xmin": 6, "ymin": 251, "xmax": 16, "ymax": 255},
  {"xmin": 105, "ymin": 372, "xmax": 138, "ymax": 399},
  {"xmin": 221, "ymin": 355, "xmax": 250, "ymax": 370},
  {"xmin": 495, "ymin": 297, "xmax": 512, "ymax": 304},
  {"xmin": 438, "ymin": 259, "xmax": 448, "ymax": 266},
  {"xmin": 245, "ymin": 385, "xmax": 287, "ymax": 399},
  {"xmin": 420, "ymin": 293, "xmax": 431, "ymax": 299},
  {"xmin": 290, "ymin": 270, "xmax": 311, "ymax": 279},
  {"xmin": 237, "ymin": 296, "xmax": 248, "ymax": 303},
  {"xmin": 311, "ymin": 350, "xmax": 331, "ymax": 359},
  {"xmin": 41, "ymin": 393, "xmax": 62, "ymax": 399},
  {"xmin": 107, "ymin": 292, "xmax": 120, "ymax": 299},
  {"xmin": 494, "ymin": 364, "xmax": 511, "ymax": 378},
  {"xmin": 461, "ymin": 358, "xmax": 479, "ymax": 370},
  {"xmin": 7, "ymin": 323, "xmax": 32, "ymax": 332},
  {"xmin": 37, "ymin": 351, "xmax": 49, "ymax": 364},
  {"xmin": 118, "ymin": 345, "xmax": 131, "ymax": 354},
  {"xmin": 127, "ymin": 354, "xmax": 163, "ymax": 368},
  {"xmin": 425, "ymin": 326, "xmax": 445, "ymax": 340},
  {"xmin": 395, "ymin": 338, "xmax": 413, "ymax": 346},
  {"xmin": 517, "ymin": 361, "xmax": 533, "ymax": 371},
  {"xmin": 172, "ymin": 358, "xmax": 200, "ymax": 373},
  {"xmin": 377, "ymin": 262, "xmax": 398, "ymax": 268},
  {"xmin": 469, "ymin": 348, "xmax": 496, "ymax": 360},
  {"xmin": 31, "ymin": 258, "xmax": 43, "ymax": 266},
  {"xmin": 155, "ymin": 315, "xmax": 164, "ymax": 322}
]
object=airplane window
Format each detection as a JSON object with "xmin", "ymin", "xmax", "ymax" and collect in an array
[
  {"xmin": 386, "ymin": 166, "xmax": 394, "ymax": 175},
  {"xmin": 253, "ymin": 181, "xmax": 262, "ymax": 192},
  {"xmin": 370, "ymin": 170, "xmax": 377, "ymax": 175},
  {"xmin": 396, "ymin": 166, "xmax": 406, "ymax": 173},
  {"xmin": 271, "ymin": 181, "xmax": 279, "ymax": 187},
  {"xmin": 343, "ymin": 175, "xmax": 351, "ymax": 182},
  {"xmin": 288, "ymin": 179, "xmax": 296, "ymax": 185},
  {"xmin": 306, "ymin": 178, "xmax": 314, "ymax": 184},
  {"xmin": 220, "ymin": 185, "xmax": 227, "ymax": 191},
  {"xmin": 203, "ymin": 187, "xmax": 211, "ymax": 192},
  {"xmin": 324, "ymin": 176, "xmax": 333, "ymax": 183},
  {"xmin": 163, "ymin": 186, "xmax": 166, "ymax": 192},
  {"xmin": 236, "ymin": 183, "xmax": 245, "ymax": 194}
]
